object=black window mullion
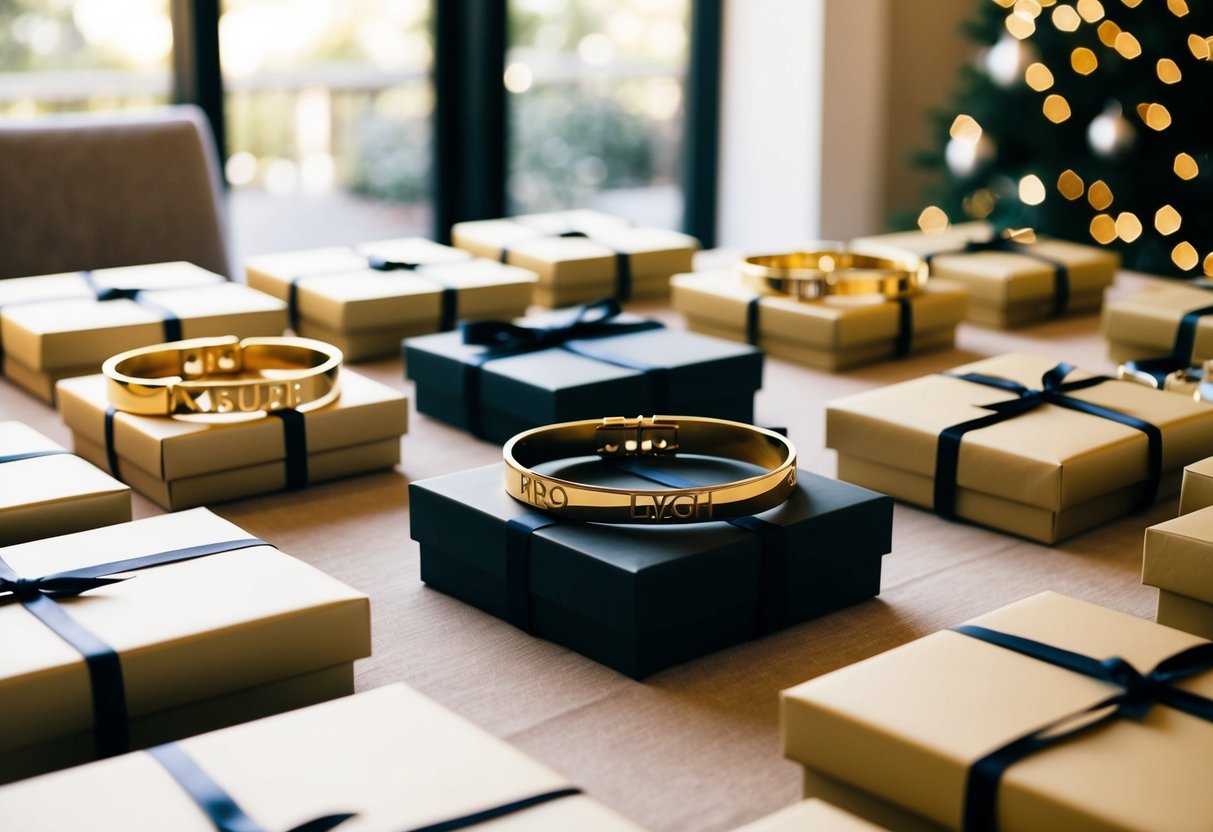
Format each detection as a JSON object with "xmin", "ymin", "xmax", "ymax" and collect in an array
[
  {"xmin": 682, "ymin": 0, "xmax": 722, "ymax": 248},
  {"xmin": 170, "ymin": 0, "xmax": 227, "ymax": 168}
]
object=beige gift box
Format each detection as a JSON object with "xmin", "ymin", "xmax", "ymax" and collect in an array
[
  {"xmin": 782, "ymin": 591, "xmax": 1213, "ymax": 832},
  {"xmin": 1102, "ymin": 281, "xmax": 1213, "ymax": 364},
  {"xmin": 452, "ymin": 210, "xmax": 699, "ymax": 307},
  {"xmin": 56, "ymin": 370, "xmax": 408, "ymax": 511},
  {"xmin": 1180, "ymin": 457, "xmax": 1213, "ymax": 515},
  {"xmin": 826, "ymin": 352, "xmax": 1213, "ymax": 543},
  {"xmin": 1143, "ymin": 507, "xmax": 1213, "ymax": 640},
  {"xmin": 245, "ymin": 238, "xmax": 537, "ymax": 361},
  {"xmin": 0, "ymin": 421, "xmax": 130, "ymax": 546},
  {"xmin": 671, "ymin": 271, "xmax": 969, "ymax": 371},
  {"xmin": 0, "ymin": 683, "xmax": 641, "ymax": 831},
  {"xmin": 0, "ymin": 263, "xmax": 287, "ymax": 403},
  {"xmin": 0, "ymin": 508, "xmax": 370, "ymax": 784},
  {"xmin": 853, "ymin": 223, "xmax": 1119, "ymax": 328},
  {"xmin": 733, "ymin": 798, "xmax": 886, "ymax": 832}
]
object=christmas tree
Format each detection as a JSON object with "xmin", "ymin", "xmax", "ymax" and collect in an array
[{"xmin": 918, "ymin": 0, "xmax": 1212, "ymax": 276}]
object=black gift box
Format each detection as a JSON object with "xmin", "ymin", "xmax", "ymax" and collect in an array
[
  {"xmin": 408, "ymin": 457, "xmax": 893, "ymax": 677},
  {"xmin": 403, "ymin": 315, "xmax": 762, "ymax": 444}
]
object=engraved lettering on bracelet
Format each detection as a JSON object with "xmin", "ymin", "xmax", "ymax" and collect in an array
[
  {"xmin": 519, "ymin": 473, "xmax": 568, "ymax": 509},
  {"xmin": 629, "ymin": 490, "xmax": 713, "ymax": 521},
  {"xmin": 172, "ymin": 385, "xmax": 205, "ymax": 413}
]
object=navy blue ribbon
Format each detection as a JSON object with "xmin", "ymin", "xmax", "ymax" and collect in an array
[
  {"xmin": 0, "ymin": 537, "xmax": 268, "ymax": 759},
  {"xmin": 500, "ymin": 228, "xmax": 633, "ymax": 301},
  {"xmin": 403, "ymin": 788, "xmax": 583, "ymax": 832},
  {"xmin": 104, "ymin": 405, "xmax": 122, "ymax": 481},
  {"xmin": 79, "ymin": 270, "xmax": 183, "ymax": 342},
  {"xmin": 147, "ymin": 742, "xmax": 354, "ymax": 832},
  {"xmin": 458, "ymin": 299, "xmax": 664, "ymax": 439},
  {"xmin": 934, "ymin": 364, "xmax": 1162, "ymax": 520},
  {"xmin": 925, "ymin": 237, "xmax": 1070, "ymax": 316},
  {"xmin": 271, "ymin": 409, "xmax": 309, "ymax": 490},
  {"xmin": 745, "ymin": 295, "xmax": 914, "ymax": 357},
  {"xmin": 1122, "ymin": 300, "xmax": 1213, "ymax": 387},
  {"xmin": 0, "ymin": 449, "xmax": 69, "ymax": 464},
  {"xmin": 953, "ymin": 624, "xmax": 1213, "ymax": 832},
  {"xmin": 504, "ymin": 514, "xmax": 561, "ymax": 632}
]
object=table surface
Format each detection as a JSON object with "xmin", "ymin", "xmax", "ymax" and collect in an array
[{"xmin": 0, "ymin": 272, "xmax": 1179, "ymax": 832}]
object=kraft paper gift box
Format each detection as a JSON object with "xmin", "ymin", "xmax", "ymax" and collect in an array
[
  {"xmin": 852, "ymin": 223, "xmax": 1119, "ymax": 328},
  {"xmin": 451, "ymin": 209, "xmax": 700, "ymax": 307},
  {"xmin": 410, "ymin": 459, "xmax": 891, "ymax": 678},
  {"xmin": 404, "ymin": 307, "xmax": 762, "ymax": 445},
  {"xmin": 0, "ymin": 421, "xmax": 130, "ymax": 546},
  {"xmin": 782, "ymin": 592, "xmax": 1213, "ymax": 832},
  {"xmin": 245, "ymin": 238, "xmax": 537, "ymax": 361},
  {"xmin": 0, "ymin": 263, "xmax": 286, "ymax": 403},
  {"xmin": 1143, "ymin": 507, "xmax": 1213, "ymax": 640},
  {"xmin": 1180, "ymin": 457, "xmax": 1213, "ymax": 515},
  {"xmin": 55, "ymin": 369, "xmax": 408, "ymax": 511},
  {"xmin": 670, "ymin": 270, "xmax": 969, "ymax": 372},
  {"xmin": 733, "ymin": 799, "xmax": 886, "ymax": 832},
  {"xmin": 0, "ymin": 685, "xmax": 643, "ymax": 832},
  {"xmin": 1102, "ymin": 281, "xmax": 1213, "ymax": 367},
  {"xmin": 826, "ymin": 352, "xmax": 1213, "ymax": 543},
  {"xmin": 0, "ymin": 508, "xmax": 370, "ymax": 784}
]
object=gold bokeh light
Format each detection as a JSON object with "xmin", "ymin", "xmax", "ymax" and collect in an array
[
  {"xmin": 1157, "ymin": 58, "xmax": 1182, "ymax": 83},
  {"xmin": 1026, "ymin": 62, "xmax": 1055, "ymax": 90},
  {"xmin": 918, "ymin": 205, "xmax": 949, "ymax": 235},
  {"xmin": 1076, "ymin": 0, "xmax": 1105, "ymax": 23},
  {"xmin": 949, "ymin": 114, "xmax": 983, "ymax": 143},
  {"xmin": 1155, "ymin": 205, "xmax": 1182, "ymax": 235},
  {"xmin": 1144, "ymin": 103, "xmax": 1172, "ymax": 130},
  {"xmin": 1114, "ymin": 32, "xmax": 1143, "ymax": 59},
  {"xmin": 1052, "ymin": 4, "xmax": 1081, "ymax": 30},
  {"xmin": 1090, "ymin": 214, "xmax": 1116, "ymax": 244},
  {"xmin": 1174, "ymin": 153, "xmax": 1199, "ymax": 180},
  {"xmin": 1057, "ymin": 169, "xmax": 1084, "ymax": 200},
  {"xmin": 1097, "ymin": 20, "xmax": 1121, "ymax": 46},
  {"xmin": 1043, "ymin": 94, "xmax": 1072, "ymax": 123},
  {"xmin": 1071, "ymin": 47, "xmax": 1098, "ymax": 74},
  {"xmin": 1115, "ymin": 212, "xmax": 1142, "ymax": 242},
  {"xmin": 1019, "ymin": 174, "xmax": 1047, "ymax": 205},
  {"xmin": 1173, "ymin": 241, "xmax": 1199, "ymax": 271},
  {"xmin": 1088, "ymin": 179, "xmax": 1113, "ymax": 210},
  {"xmin": 1168, "ymin": 0, "xmax": 1190, "ymax": 16}
]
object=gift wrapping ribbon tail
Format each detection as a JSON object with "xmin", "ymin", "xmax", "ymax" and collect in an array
[
  {"xmin": 926, "ymin": 238, "xmax": 1070, "ymax": 316},
  {"xmin": 893, "ymin": 296, "xmax": 914, "ymax": 358},
  {"xmin": 403, "ymin": 787, "xmax": 583, "ymax": 832},
  {"xmin": 0, "ymin": 449, "xmax": 70, "ymax": 464},
  {"xmin": 934, "ymin": 365, "xmax": 1162, "ymax": 520},
  {"xmin": 952, "ymin": 624, "xmax": 1213, "ymax": 832},
  {"xmin": 79, "ymin": 270, "xmax": 183, "ymax": 342},
  {"xmin": 504, "ymin": 514, "xmax": 560, "ymax": 632},
  {"xmin": 148, "ymin": 742, "xmax": 355, "ymax": 832},
  {"xmin": 745, "ymin": 296, "xmax": 761, "ymax": 347},
  {"xmin": 610, "ymin": 459, "xmax": 789, "ymax": 636},
  {"xmin": 0, "ymin": 538, "xmax": 268, "ymax": 760},
  {"xmin": 369, "ymin": 256, "xmax": 459, "ymax": 333},
  {"xmin": 271, "ymin": 408, "xmax": 309, "ymax": 490}
]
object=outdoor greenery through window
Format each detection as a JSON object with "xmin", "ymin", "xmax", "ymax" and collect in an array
[{"xmin": 506, "ymin": 0, "xmax": 689, "ymax": 229}]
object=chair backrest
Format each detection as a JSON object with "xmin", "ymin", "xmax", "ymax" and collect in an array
[{"xmin": 0, "ymin": 105, "xmax": 231, "ymax": 280}]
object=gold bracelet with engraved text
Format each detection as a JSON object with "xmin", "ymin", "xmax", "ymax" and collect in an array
[
  {"xmin": 503, "ymin": 415, "xmax": 798, "ymax": 524},
  {"xmin": 739, "ymin": 250, "xmax": 927, "ymax": 301},
  {"xmin": 103, "ymin": 336, "xmax": 342, "ymax": 416}
]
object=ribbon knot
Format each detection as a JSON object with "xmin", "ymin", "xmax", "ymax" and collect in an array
[
  {"xmin": 1, "ymin": 573, "xmax": 127, "ymax": 603},
  {"xmin": 366, "ymin": 255, "xmax": 419, "ymax": 272},
  {"xmin": 91, "ymin": 286, "xmax": 144, "ymax": 302},
  {"xmin": 461, "ymin": 297, "xmax": 643, "ymax": 355}
]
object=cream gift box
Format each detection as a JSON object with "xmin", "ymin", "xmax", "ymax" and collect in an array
[
  {"xmin": 1102, "ymin": 281, "xmax": 1213, "ymax": 367},
  {"xmin": 56, "ymin": 369, "xmax": 408, "ymax": 511},
  {"xmin": 0, "ymin": 507, "xmax": 370, "ymax": 784},
  {"xmin": 732, "ymin": 799, "xmax": 887, "ymax": 831},
  {"xmin": 782, "ymin": 592, "xmax": 1213, "ymax": 832},
  {"xmin": 1143, "ymin": 507, "xmax": 1213, "ymax": 640},
  {"xmin": 1180, "ymin": 457, "xmax": 1213, "ymax": 515},
  {"xmin": 852, "ymin": 223, "xmax": 1119, "ymax": 328},
  {"xmin": 0, "ymin": 684, "xmax": 642, "ymax": 831},
  {"xmin": 0, "ymin": 262, "xmax": 287, "ymax": 403},
  {"xmin": 0, "ymin": 420, "xmax": 130, "ymax": 546},
  {"xmin": 245, "ymin": 238, "xmax": 537, "ymax": 361},
  {"xmin": 452, "ymin": 209, "xmax": 699, "ymax": 307},
  {"xmin": 826, "ymin": 352, "xmax": 1213, "ymax": 543},
  {"xmin": 671, "ymin": 270, "xmax": 969, "ymax": 371}
]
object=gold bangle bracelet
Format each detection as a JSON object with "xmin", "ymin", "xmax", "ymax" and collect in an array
[
  {"xmin": 503, "ymin": 415, "xmax": 798, "ymax": 524},
  {"xmin": 103, "ymin": 336, "xmax": 342, "ymax": 416},
  {"xmin": 739, "ymin": 250, "xmax": 927, "ymax": 301}
]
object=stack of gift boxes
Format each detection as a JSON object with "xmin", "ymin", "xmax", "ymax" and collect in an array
[{"xmin": 4, "ymin": 204, "xmax": 1213, "ymax": 830}]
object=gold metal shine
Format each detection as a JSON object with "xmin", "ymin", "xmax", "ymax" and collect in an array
[
  {"xmin": 1155, "ymin": 205, "xmax": 1182, "ymax": 235},
  {"xmin": 1071, "ymin": 47, "xmax": 1098, "ymax": 74},
  {"xmin": 1115, "ymin": 32, "xmax": 1143, "ymax": 59},
  {"xmin": 949, "ymin": 114, "xmax": 983, "ymax": 143},
  {"xmin": 1006, "ymin": 11, "xmax": 1036, "ymax": 39},
  {"xmin": 1157, "ymin": 58, "xmax": 1182, "ymax": 83},
  {"xmin": 1090, "ymin": 214, "xmax": 1117, "ymax": 244},
  {"xmin": 1025, "ymin": 62, "xmax": 1054, "ymax": 90},
  {"xmin": 1175, "ymin": 153, "xmax": 1199, "ymax": 180},
  {"xmin": 1145, "ymin": 103, "xmax": 1172, "ymax": 130},
  {"xmin": 1043, "ymin": 94, "xmax": 1072, "ymax": 123},
  {"xmin": 1168, "ymin": 0, "xmax": 1190, "ymax": 17},
  {"xmin": 738, "ymin": 251, "xmax": 928, "ymax": 302},
  {"xmin": 1076, "ymin": 0, "xmax": 1104, "ymax": 22},
  {"xmin": 1097, "ymin": 20, "xmax": 1121, "ymax": 46},
  {"xmin": 1019, "ymin": 174, "xmax": 1047, "ymax": 206},
  {"xmin": 1173, "ymin": 241, "xmax": 1199, "ymax": 271},
  {"xmin": 1057, "ymin": 169, "xmax": 1084, "ymax": 200},
  {"xmin": 1115, "ymin": 212, "xmax": 1143, "ymax": 243},
  {"xmin": 1088, "ymin": 180, "xmax": 1114, "ymax": 210},
  {"xmin": 918, "ymin": 205, "xmax": 950, "ymax": 234}
]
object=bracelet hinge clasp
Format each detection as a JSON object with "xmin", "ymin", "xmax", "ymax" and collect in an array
[
  {"xmin": 180, "ymin": 338, "xmax": 243, "ymax": 380},
  {"xmin": 596, "ymin": 416, "xmax": 679, "ymax": 458}
]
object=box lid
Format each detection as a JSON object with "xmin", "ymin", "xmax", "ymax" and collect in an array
[
  {"xmin": 0, "ymin": 421, "xmax": 128, "ymax": 520},
  {"xmin": 1180, "ymin": 457, "xmax": 1213, "ymax": 515},
  {"xmin": 0, "ymin": 508, "xmax": 370, "ymax": 757},
  {"xmin": 409, "ymin": 459, "xmax": 890, "ymax": 634},
  {"xmin": 1102, "ymin": 282, "xmax": 1213, "ymax": 358},
  {"xmin": 782, "ymin": 592, "xmax": 1213, "ymax": 832},
  {"xmin": 1143, "ymin": 507, "xmax": 1213, "ymax": 604},
  {"xmin": 0, "ymin": 262, "xmax": 224, "ymax": 309},
  {"xmin": 826, "ymin": 352, "xmax": 1213, "ymax": 512},
  {"xmin": 56, "ymin": 369, "xmax": 408, "ymax": 481},
  {"xmin": 2, "ymin": 283, "xmax": 287, "ymax": 371},
  {"xmin": 0, "ymin": 684, "xmax": 642, "ymax": 831}
]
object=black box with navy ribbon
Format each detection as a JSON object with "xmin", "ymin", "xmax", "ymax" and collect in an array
[
  {"xmin": 408, "ymin": 457, "xmax": 892, "ymax": 678},
  {"xmin": 403, "ymin": 302, "xmax": 764, "ymax": 445}
]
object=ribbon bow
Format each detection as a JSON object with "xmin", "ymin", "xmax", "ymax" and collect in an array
[
  {"xmin": 935, "ymin": 364, "xmax": 1163, "ymax": 520},
  {"xmin": 0, "ymin": 571, "xmax": 128, "ymax": 603},
  {"xmin": 461, "ymin": 297, "xmax": 659, "ymax": 355},
  {"xmin": 366, "ymin": 255, "xmax": 420, "ymax": 272},
  {"xmin": 955, "ymin": 624, "xmax": 1213, "ymax": 831}
]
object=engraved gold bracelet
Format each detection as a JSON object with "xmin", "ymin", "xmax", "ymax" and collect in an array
[
  {"xmin": 739, "ymin": 250, "xmax": 928, "ymax": 301},
  {"xmin": 503, "ymin": 416, "xmax": 798, "ymax": 524},
  {"xmin": 103, "ymin": 335, "xmax": 342, "ymax": 416}
]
